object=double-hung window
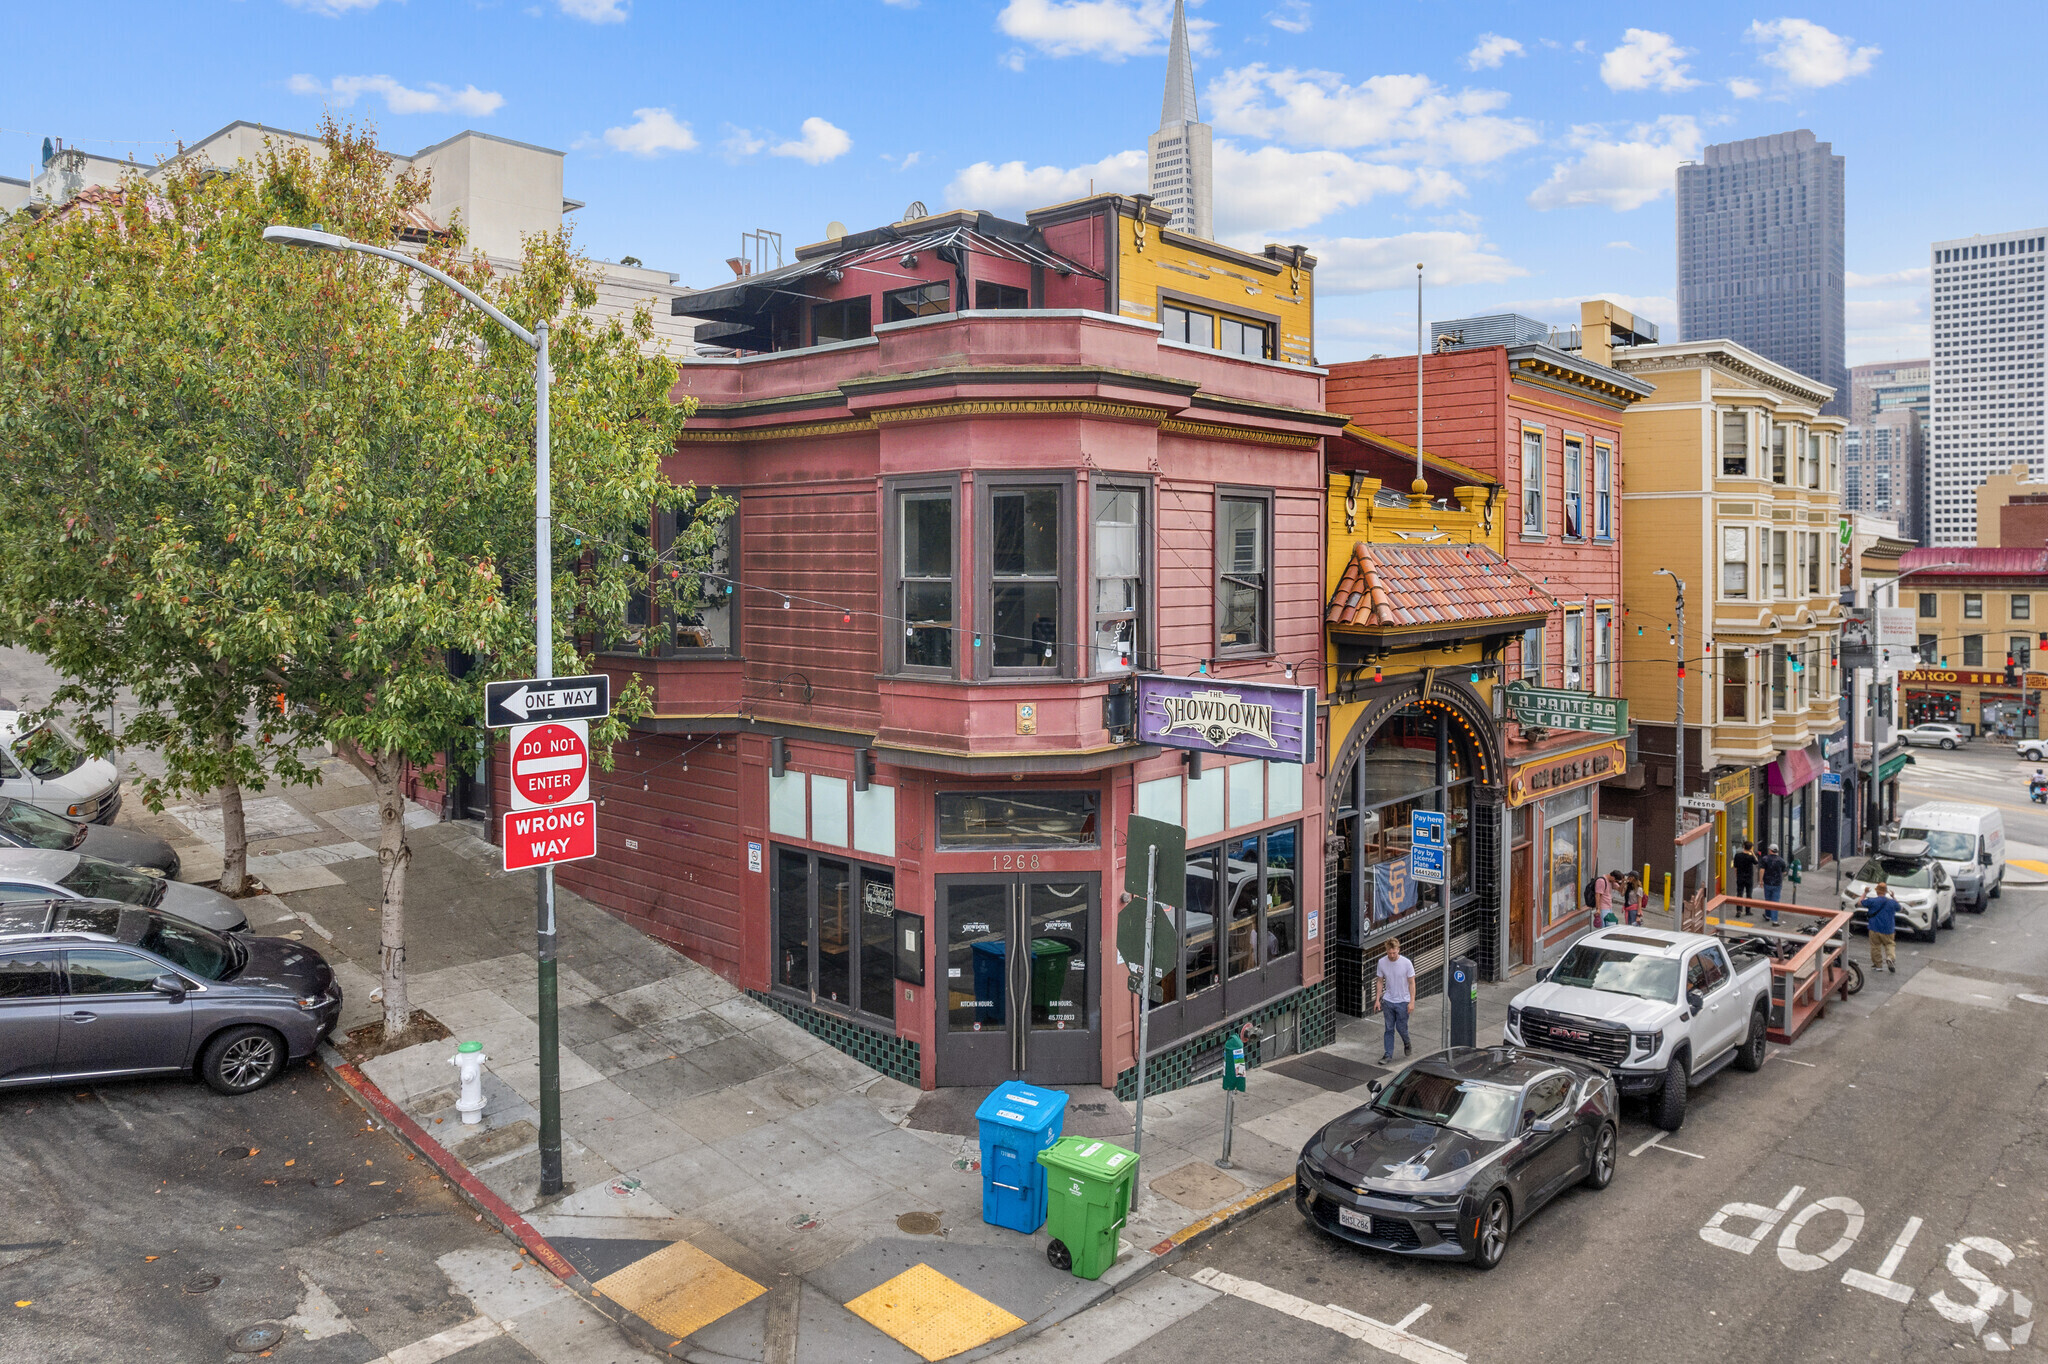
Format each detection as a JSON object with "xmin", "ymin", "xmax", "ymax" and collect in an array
[
  {"xmin": 1722, "ymin": 648, "xmax": 1749, "ymax": 721},
  {"xmin": 1593, "ymin": 443, "xmax": 1612, "ymax": 538},
  {"xmin": 664, "ymin": 496, "xmax": 737, "ymax": 654},
  {"xmin": 1593, "ymin": 607, "xmax": 1613, "ymax": 695},
  {"xmin": 895, "ymin": 486, "xmax": 956, "ymax": 672},
  {"xmin": 1091, "ymin": 485, "xmax": 1144, "ymax": 673},
  {"xmin": 1806, "ymin": 532, "xmax": 1821, "ymax": 595},
  {"xmin": 1920, "ymin": 592, "xmax": 1939, "ymax": 618},
  {"xmin": 1965, "ymin": 593, "xmax": 1984, "ymax": 619},
  {"xmin": 1520, "ymin": 625, "xmax": 1544, "ymax": 685},
  {"xmin": 1772, "ymin": 645, "xmax": 1789, "ymax": 712},
  {"xmin": 1964, "ymin": 635, "xmax": 1984, "ymax": 667},
  {"xmin": 1721, "ymin": 526, "xmax": 1749, "ymax": 599},
  {"xmin": 1563, "ymin": 438, "xmax": 1584, "ymax": 538},
  {"xmin": 2014, "ymin": 594, "xmax": 2032, "ymax": 621},
  {"xmin": 1770, "ymin": 530, "xmax": 1788, "ymax": 598},
  {"xmin": 987, "ymin": 483, "xmax": 1066, "ymax": 673},
  {"xmin": 1806, "ymin": 431, "xmax": 1823, "ymax": 489},
  {"xmin": 1520, "ymin": 428, "xmax": 1544, "ymax": 534},
  {"xmin": 1217, "ymin": 492, "xmax": 1270, "ymax": 653},
  {"xmin": 1563, "ymin": 609, "xmax": 1583, "ymax": 689},
  {"xmin": 1772, "ymin": 425, "xmax": 1788, "ymax": 484},
  {"xmin": 1721, "ymin": 410, "xmax": 1750, "ymax": 476}
]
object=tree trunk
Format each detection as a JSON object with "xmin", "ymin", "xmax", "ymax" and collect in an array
[
  {"xmin": 217, "ymin": 731, "xmax": 248, "ymax": 896},
  {"xmin": 372, "ymin": 752, "xmax": 413, "ymax": 1037}
]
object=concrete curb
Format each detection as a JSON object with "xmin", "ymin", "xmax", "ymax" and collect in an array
[
  {"xmin": 319, "ymin": 1042, "xmax": 1297, "ymax": 1362},
  {"xmin": 316, "ymin": 1043, "xmax": 691, "ymax": 1361}
]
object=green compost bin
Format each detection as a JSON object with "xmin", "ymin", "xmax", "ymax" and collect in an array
[{"xmin": 1036, "ymin": 1135, "xmax": 1138, "ymax": 1280}]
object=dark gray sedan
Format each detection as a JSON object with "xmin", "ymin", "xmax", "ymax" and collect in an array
[
  {"xmin": 0, "ymin": 899, "xmax": 341, "ymax": 1094},
  {"xmin": 0, "ymin": 797, "xmax": 180, "ymax": 877},
  {"xmin": 1296, "ymin": 1047, "xmax": 1619, "ymax": 1269}
]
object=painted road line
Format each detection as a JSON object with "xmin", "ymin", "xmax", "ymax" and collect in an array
[
  {"xmin": 372, "ymin": 1316, "xmax": 502, "ymax": 1364},
  {"xmin": 2018, "ymin": 994, "xmax": 2048, "ymax": 1007},
  {"xmin": 1630, "ymin": 1131, "xmax": 1705, "ymax": 1160},
  {"xmin": 996, "ymin": 1274, "xmax": 1217, "ymax": 1364},
  {"xmin": 1395, "ymin": 1304, "xmax": 1433, "ymax": 1331},
  {"xmin": 1189, "ymin": 1268, "xmax": 1468, "ymax": 1364},
  {"xmin": 1778, "ymin": 1058, "xmax": 1819, "ymax": 1067},
  {"xmin": 1150, "ymin": 1176, "xmax": 1294, "ymax": 1256},
  {"xmin": 1841, "ymin": 1216, "xmax": 1923, "ymax": 1304}
]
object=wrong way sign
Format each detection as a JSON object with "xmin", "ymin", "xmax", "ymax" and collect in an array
[
  {"xmin": 509, "ymin": 721, "xmax": 590, "ymax": 811},
  {"xmin": 503, "ymin": 802, "xmax": 597, "ymax": 871}
]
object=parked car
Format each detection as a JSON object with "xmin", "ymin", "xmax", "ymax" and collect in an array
[
  {"xmin": 0, "ymin": 797, "xmax": 180, "ymax": 878},
  {"xmin": 1840, "ymin": 840, "xmax": 1954, "ymax": 942},
  {"xmin": 1898, "ymin": 723, "xmax": 1969, "ymax": 750},
  {"xmin": 1898, "ymin": 802, "xmax": 2005, "ymax": 911},
  {"xmin": 0, "ymin": 705, "xmax": 121, "ymax": 824},
  {"xmin": 1296, "ymin": 1046, "xmax": 1617, "ymax": 1270},
  {"xmin": 0, "ymin": 848, "xmax": 246, "ymax": 934},
  {"xmin": 0, "ymin": 898, "xmax": 340, "ymax": 1093},
  {"xmin": 1504, "ymin": 926, "xmax": 1771, "ymax": 1131}
]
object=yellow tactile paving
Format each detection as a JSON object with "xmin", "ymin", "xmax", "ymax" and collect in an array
[
  {"xmin": 843, "ymin": 1262, "xmax": 1027, "ymax": 1362},
  {"xmin": 591, "ymin": 1238, "xmax": 766, "ymax": 1341}
]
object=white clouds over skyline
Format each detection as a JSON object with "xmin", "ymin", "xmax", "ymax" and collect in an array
[
  {"xmin": 1527, "ymin": 115, "xmax": 1702, "ymax": 212},
  {"xmin": 1465, "ymin": 34, "xmax": 1523, "ymax": 71},
  {"xmin": 557, "ymin": 0, "xmax": 628, "ymax": 21},
  {"xmin": 1747, "ymin": 18, "xmax": 1879, "ymax": 90},
  {"xmin": 994, "ymin": 0, "xmax": 1212, "ymax": 63},
  {"xmin": 1206, "ymin": 65, "xmax": 1539, "ymax": 165},
  {"xmin": 1306, "ymin": 229, "xmax": 1526, "ymax": 296},
  {"xmin": 773, "ymin": 117, "xmax": 854, "ymax": 165},
  {"xmin": 1599, "ymin": 29, "xmax": 1699, "ymax": 93},
  {"xmin": 287, "ymin": 73, "xmax": 504, "ymax": 116}
]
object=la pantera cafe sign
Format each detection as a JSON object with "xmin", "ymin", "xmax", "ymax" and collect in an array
[
  {"xmin": 1504, "ymin": 682, "xmax": 1629, "ymax": 737},
  {"xmin": 1136, "ymin": 676, "xmax": 1316, "ymax": 764}
]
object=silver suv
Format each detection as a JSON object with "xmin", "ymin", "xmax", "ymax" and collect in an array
[{"xmin": 0, "ymin": 899, "xmax": 341, "ymax": 1093}]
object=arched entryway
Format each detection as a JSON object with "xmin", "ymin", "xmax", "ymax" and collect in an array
[{"xmin": 1323, "ymin": 679, "xmax": 1505, "ymax": 1016}]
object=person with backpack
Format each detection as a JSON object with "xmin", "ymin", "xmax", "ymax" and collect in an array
[{"xmin": 1591, "ymin": 869, "xmax": 1615, "ymax": 925}]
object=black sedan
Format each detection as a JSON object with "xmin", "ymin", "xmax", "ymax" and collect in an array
[
  {"xmin": 0, "ymin": 898, "xmax": 341, "ymax": 1094},
  {"xmin": 0, "ymin": 797, "xmax": 180, "ymax": 877},
  {"xmin": 1296, "ymin": 1046, "xmax": 1618, "ymax": 1269}
]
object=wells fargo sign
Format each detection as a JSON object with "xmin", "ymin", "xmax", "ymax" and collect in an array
[
  {"xmin": 1899, "ymin": 669, "xmax": 2048, "ymax": 689},
  {"xmin": 1506, "ymin": 739, "xmax": 1627, "ymax": 807}
]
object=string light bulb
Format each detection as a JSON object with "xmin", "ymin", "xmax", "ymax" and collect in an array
[
  {"xmin": 1283, "ymin": 663, "xmax": 1295, "ymax": 680},
  {"xmin": 781, "ymin": 596, "xmax": 791, "ymax": 610}
]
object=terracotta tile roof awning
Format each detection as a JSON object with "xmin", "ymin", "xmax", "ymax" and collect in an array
[{"xmin": 1327, "ymin": 542, "xmax": 1552, "ymax": 630}]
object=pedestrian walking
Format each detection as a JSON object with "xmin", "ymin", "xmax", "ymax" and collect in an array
[
  {"xmin": 1860, "ymin": 881, "xmax": 1902, "ymax": 973},
  {"xmin": 1622, "ymin": 874, "xmax": 1646, "ymax": 926},
  {"xmin": 1594, "ymin": 869, "xmax": 1616, "ymax": 926},
  {"xmin": 1732, "ymin": 841, "xmax": 1758, "ymax": 900},
  {"xmin": 1759, "ymin": 843, "xmax": 1788, "ymax": 924},
  {"xmin": 1375, "ymin": 937, "xmax": 1417, "ymax": 1063}
]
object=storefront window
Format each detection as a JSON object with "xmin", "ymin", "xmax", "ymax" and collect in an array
[
  {"xmin": 775, "ymin": 848, "xmax": 895, "ymax": 1024},
  {"xmin": 1330, "ymin": 704, "xmax": 1478, "ymax": 942},
  {"xmin": 1170, "ymin": 825, "xmax": 1299, "ymax": 1004},
  {"xmin": 1544, "ymin": 789, "xmax": 1591, "ymax": 929},
  {"xmin": 936, "ymin": 790, "xmax": 1099, "ymax": 849}
]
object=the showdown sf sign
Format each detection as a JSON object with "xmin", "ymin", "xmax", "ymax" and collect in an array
[{"xmin": 1135, "ymin": 675, "xmax": 1315, "ymax": 764}]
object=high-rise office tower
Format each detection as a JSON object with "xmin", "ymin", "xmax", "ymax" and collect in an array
[
  {"xmin": 1927, "ymin": 229, "xmax": 2048, "ymax": 544},
  {"xmin": 1677, "ymin": 130, "xmax": 1848, "ymax": 414},
  {"xmin": 1147, "ymin": 0, "xmax": 1212, "ymax": 239}
]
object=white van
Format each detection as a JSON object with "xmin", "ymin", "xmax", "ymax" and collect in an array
[
  {"xmin": 1897, "ymin": 802, "xmax": 2005, "ymax": 912},
  {"xmin": 0, "ymin": 706, "xmax": 121, "ymax": 825}
]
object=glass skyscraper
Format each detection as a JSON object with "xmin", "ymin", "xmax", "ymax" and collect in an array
[{"xmin": 1677, "ymin": 130, "xmax": 1847, "ymax": 416}]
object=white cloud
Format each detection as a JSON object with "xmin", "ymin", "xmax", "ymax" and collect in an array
[
  {"xmin": 995, "ymin": 0, "xmax": 1213, "ymax": 62},
  {"xmin": 881, "ymin": 150, "xmax": 925, "ymax": 172},
  {"xmin": 600, "ymin": 107, "xmax": 697, "ymax": 156},
  {"xmin": 1305, "ymin": 230, "xmax": 1526, "ymax": 296},
  {"xmin": 771, "ymin": 117, "xmax": 853, "ymax": 165},
  {"xmin": 1727, "ymin": 77, "xmax": 1763, "ymax": 99},
  {"xmin": 1606, "ymin": 240, "xmax": 1637, "ymax": 250},
  {"xmin": 722, "ymin": 125, "xmax": 767, "ymax": 158},
  {"xmin": 1527, "ymin": 115, "xmax": 1701, "ymax": 211},
  {"xmin": 282, "ymin": 0, "xmax": 383, "ymax": 14},
  {"xmin": 288, "ymin": 74, "xmax": 505, "ymax": 117},
  {"xmin": 883, "ymin": 0, "xmax": 919, "ymax": 7},
  {"xmin": 1466, "ymin": 34, "xmax": 1524, "ymax": 71},
  {"xmin": 558, "ymin": 0, "xmax": 627, "ymax": 21},
  {"xmin": 1206, "ymin": 65, "xmax": 1539, "ymax": 164},
  {"xmin": 947, "ymin": 150, "xmax": 1149, "ymax": 216},
  {"xmin": 1599, "ymin": 29, "xmax": 1699, "ymax": 93},
  {"xmin": 1747, "ymin": 18, "xmax": 1879, "ymax": 89},
  {"xmin": 1267, "ymin": 1, "xmax": 1310, "ymax": 34},
  {"xmin": 1847, "ymin": 266, "xmax": 1929, "ymax": 289}
]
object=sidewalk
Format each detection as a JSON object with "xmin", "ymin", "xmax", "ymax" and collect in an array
[{"xmin": 128, "ymin": 768, "xmax": 1443, "ymax": 1364}]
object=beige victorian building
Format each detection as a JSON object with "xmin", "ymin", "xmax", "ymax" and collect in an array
[{"xmin": 1591, "ymin": 330, "xmax": 1847, "ymax": 893}]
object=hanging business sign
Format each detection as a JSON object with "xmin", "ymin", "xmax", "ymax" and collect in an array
[
  {"xmin": 1502, "ymin": 682, "xmax": 1629, "ymax": 736},
  {"xmin": 1134, "ymin": 676, "xmax": 1315, "ymax": 764},
  {"xmin": 1874, "ymin": 608, "xmax": 1918, "ymax": 650},
  {"xmin": 1505, "ymin": 739, "xmax": 1628, "ymax": 807}
]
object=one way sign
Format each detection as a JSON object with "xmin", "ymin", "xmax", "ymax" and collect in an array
[{"xmin": 484, "ymin": 674, "xmax": 611, "ymax": 729}]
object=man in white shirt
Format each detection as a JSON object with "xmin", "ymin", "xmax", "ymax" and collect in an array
[{"xmin": 1375, "ymin": 937, "xmax": 1417, "ymax": 1063}]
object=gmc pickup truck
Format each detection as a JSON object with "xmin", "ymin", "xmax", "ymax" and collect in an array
[{"xmin": 1503, "ymin": 926, "xmax": 1772, "ymax": 1131}]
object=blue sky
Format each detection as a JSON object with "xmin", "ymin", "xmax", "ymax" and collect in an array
[{"xmin": 9, "ymin": 1, "xmax": 2044, "ymax": 367}]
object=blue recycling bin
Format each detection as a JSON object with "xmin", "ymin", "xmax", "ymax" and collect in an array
[{"xmin": 975, "ymin": 1082, "xmax": 1069, "ymax": 1233}]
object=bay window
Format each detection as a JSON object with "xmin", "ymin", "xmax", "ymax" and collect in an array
[
  {"xmin": 1721, "ymin": 526, "xmax": 1749, "ymax": 599},
  {"xmin": 1721, "ymin": 410, "xmax": 1750, "ymax": 476},
  {"xmin": 1091, "ymin": 485, "xmax": 1144, "ymax": 673},
  {"xmin": 1722, "ymin": 648, "xmax": 1749, "ymax": 720},
  {"xmin": 986, "ymin": 482, "xmax": 1066, "ymax": 673},
  {"xmin": 894, "ymin": 485, "xmax": 956, "ymax": 672},
  {"xmin": 1217, "ymin": 491, "xmax": 1271, "ymax": 653}
]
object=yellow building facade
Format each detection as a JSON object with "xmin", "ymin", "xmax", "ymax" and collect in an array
[{"xmin": 1603, "ymin": 337, "xmax": 1847, "ymax": 886}]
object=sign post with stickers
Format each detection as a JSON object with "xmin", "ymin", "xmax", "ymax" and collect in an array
[
  {"xmin": 1408, "ymin": 810, "xmax": 1452, "ymax": 1047},
  {"xmin": 1120, "ymin": 814, "xmax": 1185, "ymax": 1212},
  {"xmin": 485, "ymin": 673, "xmax": 611, "ymax": 1201}
]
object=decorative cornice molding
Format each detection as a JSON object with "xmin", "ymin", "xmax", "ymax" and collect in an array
[
  {"xmin": 674, "ymin": 416, "xmax": 877, "ymax": 443},
  {"xmin": 869, "ymin": 397, "xmax": 1168, "ymax": 426},
  {"xmin": 1161, "ymin": 417, "xmax": 1318, "ymax": 449}
]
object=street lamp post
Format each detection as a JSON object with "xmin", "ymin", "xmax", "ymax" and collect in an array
[{"xmin": 263, "ymin": 225, "xmax": 566, "ymax": 1197}]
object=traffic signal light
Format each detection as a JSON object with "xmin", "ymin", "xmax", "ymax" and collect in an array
[{"xmin": 2007, "ymin": 654, "xmax": 2021, "ymax": 686}]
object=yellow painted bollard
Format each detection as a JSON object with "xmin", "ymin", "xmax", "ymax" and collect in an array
[{"xmin": 1663, "ymin": 874, "xmax": 1672, "ymax": 912}]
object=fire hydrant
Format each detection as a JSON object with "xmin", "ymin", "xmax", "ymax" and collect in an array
[{"xmin": 449, "ymin": 1041, "xmax": 488, "ymax": 1125}]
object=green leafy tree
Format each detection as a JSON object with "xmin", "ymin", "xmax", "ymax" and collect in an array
[{"xmin": 0, "ymin": 120, "xmax": 722, "ymax": 1037}]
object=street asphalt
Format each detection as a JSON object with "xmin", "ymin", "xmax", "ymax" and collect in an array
[{"xmin": 1022, "ymin": 740, "xmax": 2048, "ymax": 1364}]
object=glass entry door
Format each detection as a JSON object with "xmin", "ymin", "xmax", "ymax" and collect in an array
[{"xmin": 936, "ymin": 875, "xmax": 1098, "ymax": 1088}]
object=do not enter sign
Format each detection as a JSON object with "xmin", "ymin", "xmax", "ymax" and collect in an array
[{"xmin": 509, "ymin": 720, "xmax": 590, "ymax": 810}]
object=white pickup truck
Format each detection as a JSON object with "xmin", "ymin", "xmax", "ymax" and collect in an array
[{"xmin": 1503, "ymin": 927, "xmax": 1772, "ymax": 1132}]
